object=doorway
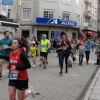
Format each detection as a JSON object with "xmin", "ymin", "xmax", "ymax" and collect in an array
[
  {"xmin": 22, "ymin": 30, "xmax": 30, "ymax": 38},
  {"xmin": 72, "ymin": 32, "xmax": 77, "ymax": 40},
  {"xmin": 37, "ymin": 31, "xmax": 49, "ymax": 41}
]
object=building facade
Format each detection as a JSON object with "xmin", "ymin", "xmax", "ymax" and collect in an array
[
  {"xmin": 0, "ymin": 0, "xmax": 19, "ymax": 39},
  {"xmin": 81, "ymin": 0, "xmax": 97, "ymax": 38},
  {"xmin": 11, "ymin": 0, "xmax": 98, "ymax": 40},
  {"xmin": 10, "ymin": 0, "xmax": 83, "ymax": 40},
  {"xmin": 97, "ymin": 0, "xmax": 100, "ymax": 38}
]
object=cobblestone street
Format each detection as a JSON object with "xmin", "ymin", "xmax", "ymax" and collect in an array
[{"xmin": 0, "ymin": 51, "xmax": 98, "ymax": 100}]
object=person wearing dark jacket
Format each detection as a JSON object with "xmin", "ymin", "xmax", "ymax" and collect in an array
[{"xmin": 59, "ymin": 32, "xmax": 72, "ymax": 75}]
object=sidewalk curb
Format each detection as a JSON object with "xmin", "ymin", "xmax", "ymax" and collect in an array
[{"xmin": 76, "ymin": 65, "xmax": 99, "ymax": 100}]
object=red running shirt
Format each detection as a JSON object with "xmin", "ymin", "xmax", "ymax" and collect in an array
[{"xmin": 9, "ymin": 50, "xmax": 28, "ymax": 80}]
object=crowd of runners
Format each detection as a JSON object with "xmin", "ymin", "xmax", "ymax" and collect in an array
[{"xmin": 0, "ymin": 31, "xmax": 100, "ymax": 100}]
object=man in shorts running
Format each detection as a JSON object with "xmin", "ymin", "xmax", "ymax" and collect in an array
[
  {"xmin": 0, "ymin": 31, "xmax": 13, "ymax": 79},
  {"xmin": 39, "ymin": 34, "xmax": 50, "ymax": 69}
]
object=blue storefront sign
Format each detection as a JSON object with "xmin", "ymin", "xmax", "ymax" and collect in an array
[
  {"xmin": 55, "ymin": 32, "xmax": 60, "ymax": 41},
  {"xmin": 36, "ymin": 17, "xmax": 77, "ymax": 26},
  {"xmin": 2, "ymin": 0, "xmax": 14, "ymax": 5}
]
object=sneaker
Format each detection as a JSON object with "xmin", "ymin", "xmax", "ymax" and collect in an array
[
  {"xmin": 39, "ymin": 64, "xmax": 42, "ymax": 67},
  {"xmin": 46, "ymin": 61, "xmax": 48, "ymax": 65},
  {"xmin": 0, "ymin": 76, "xmax": 2, "ymax": 80},
  {"xmin": 33, "ymin": 65, "xmax": 36, "ymax": 68},
  {"xmin": 28, "ymin": 86, "xmax": 36, "ymax": 98},
  {"xmin": 59, "ymin": 71, "xmax": 62, "ymax": 76},
  {"xmin": 86, "ymin": 61, "xmax": 88, "ymax": 65},
  {"xmin": 43, "ymin": 65, "xmax": 46, "ymax": 69}
]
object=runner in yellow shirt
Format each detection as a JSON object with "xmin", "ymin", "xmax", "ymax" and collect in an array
[{"xmin": 30, "ymin": 43, "xmax": 38, "ymax": 68}]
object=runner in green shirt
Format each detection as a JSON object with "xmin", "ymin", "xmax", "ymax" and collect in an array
[{"xmin": 39, "ymin": 34, "xmax": 50, "ymax": 69}]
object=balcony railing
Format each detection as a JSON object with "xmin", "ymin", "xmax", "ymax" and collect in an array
[
  {"xmin": 84, "ymin": 0, "xmax": 91, "ymax": 4},
  {"xmin": 0, "ymin": 18, "xmax": 13, "ymax": 22},
  {"xmin": 0, "ymin": 3, "xmax": 8, "ymax": 17},
  {"xmin": 84, "ymin": 12, "xmax": 92, "ymax": 18}
]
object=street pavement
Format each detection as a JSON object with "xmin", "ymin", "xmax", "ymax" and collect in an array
[{"xmin": 0, "ymin": 50, "xmax": 98, "ymax": 100}]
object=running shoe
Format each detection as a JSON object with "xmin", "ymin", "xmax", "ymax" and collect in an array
[
  {"xmin": 33, "ymin": 65, "xmax": 36, "ymax": 68},
  {"xmin": 46, "ymin": 61, "xmax": 48, "ymax": 65},
  {"xmin": 0, "ymin": 72, "xmax": 2, "ymax": 80},
  {"xmin": 39, "ymin": 64, "xmax": 42, "ymax": 67},
  {"xmin": 59, "ymin": 71, "xmax": 62, "ymax": 76},
  {"xmin": 28, "ymin": 86, "xmax": 36, "ymax": 98},
  {"xmin": 43, "ymin": 65, "xmax": 46, "ymax": 69},
  {"xmin": 0, "ymin": 76, "xmax": 2, "ymax": 80},
  {"xmin": 28, "ymin": 86, "xmax": 40, "ymax": 98}
]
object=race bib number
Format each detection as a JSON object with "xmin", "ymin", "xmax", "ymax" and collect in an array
[
  {"xmin": 62, "ymin": 46, "xmax": 67, "ymax": 50},
  {"xmin": 42, "ymin": 45, "xmax": 47, "ymax": 48},
  {"xmin": 2, "ymin": 44, "xmax": 8, "ymax": 49},
  {"xmin": 31, "ymin": 51, "xmax": 35, "ymax": 55},
  {"xmin": 9, "ymin": 71, "xmax": 19, "ymax": 80}
]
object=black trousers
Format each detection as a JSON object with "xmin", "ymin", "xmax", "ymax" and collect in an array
[
  {"xmin": 85, "ymin": 51, "xmax": 90, "ymax": 62},
  {"xmin": 59, "ymin": 54, "xmax": 69, "ymax": 72}
]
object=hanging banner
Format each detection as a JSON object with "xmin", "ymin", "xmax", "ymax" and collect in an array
[{"xmin": 2, "ymin": 0, "xmax": 14, "ymax": 5}]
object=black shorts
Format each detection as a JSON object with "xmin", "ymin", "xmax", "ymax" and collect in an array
[
  {"xmin": 0, "ymin": 55, "xmax": 9, "ymax": 61},
  {"xmin": 40, "ymin": 52, "xmax": 48, "ymax": 58},
  {"xmin": 9, "ymin": 79, "xmax": 28, "ymax": 90}
]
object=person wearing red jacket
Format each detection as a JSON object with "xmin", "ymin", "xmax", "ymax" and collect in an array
[{"xmin": 7, "ymin": 37, "xmax": 35, "ymax": 100}]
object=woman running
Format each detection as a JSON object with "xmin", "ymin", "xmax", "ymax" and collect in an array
[{"xmin": 7, "ymin": 37, "xmax": 36, "ymax": 100}]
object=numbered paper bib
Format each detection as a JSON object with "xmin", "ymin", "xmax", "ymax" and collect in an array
[
  {"xmin": 9, "ymin": 71, "xmax": 19, "ymax": 80},
  {"xmin": 31, "ymin": 51, "xmax": 35, "ymax": 55},
  {"xmin": 2, "ymin": 45, "xmax": 8, "ymax": 49},
  {"xmin": 42, "ymin": 45, "xmax": 47, "ymax": 48},
  {"xmin": 62, "ymin": 46, "xmax": 67, "ymax": 50}
]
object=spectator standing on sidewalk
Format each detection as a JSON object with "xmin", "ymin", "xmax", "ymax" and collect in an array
[
  {"xmin": 0, "ymin": 31, "xmax": 13, "ymax": 80},
  {"xmin": 84, "ymin": 39, "xmax": 92, "ymax": 64},
  {"xmin": 78, "ymin": 42, "xmax": 86, "ymax": 66},
  {"xmin": 59, "ymin": 32, "xmax": 71, "ymax": 75}
]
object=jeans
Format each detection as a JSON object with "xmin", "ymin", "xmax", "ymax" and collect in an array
[
  {"xmin": 59, "ymin": 54, "xmax": 69, "ymax": 72},
  {"xmin": 79, "ymin": 54, "xmax": 84, "ymax": 64},
  {"xmin": 85, "ymin": 51, "xmax": 90, "ymax": 62}
]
